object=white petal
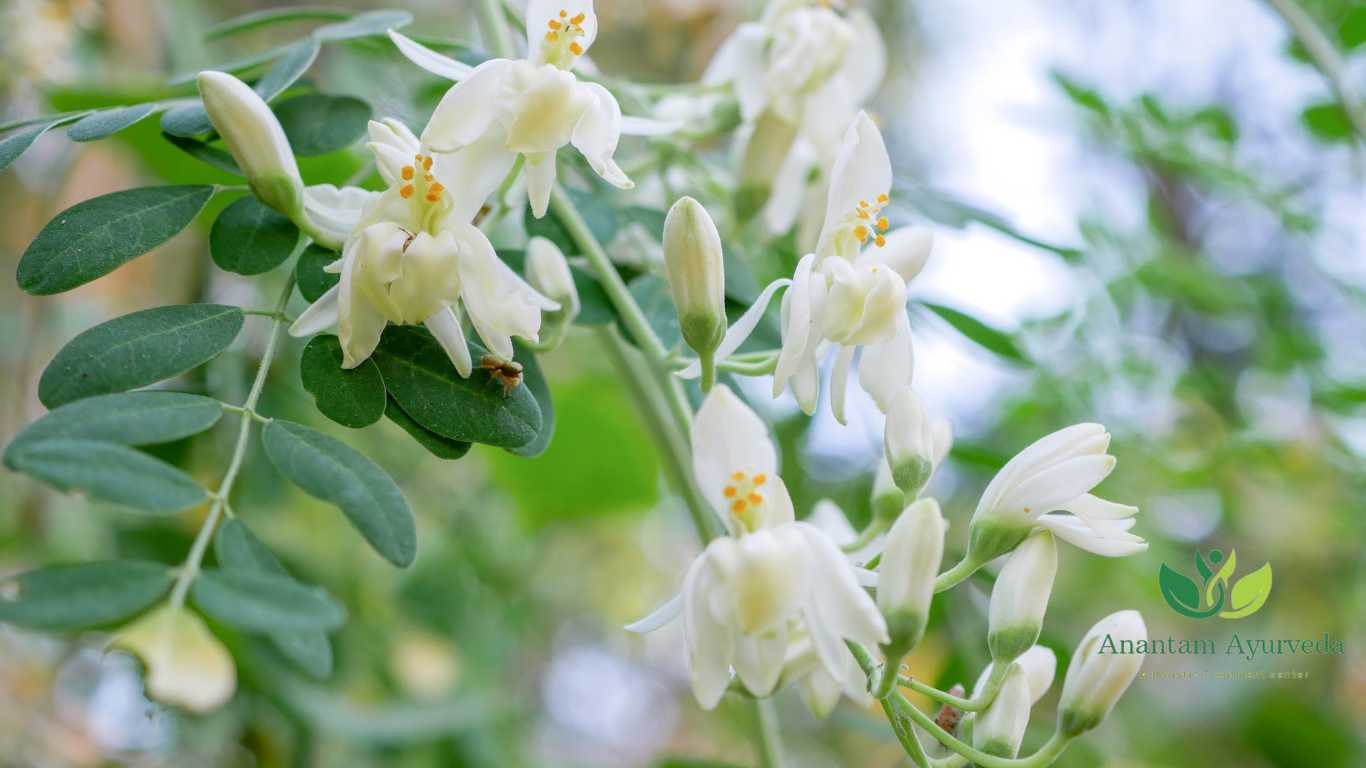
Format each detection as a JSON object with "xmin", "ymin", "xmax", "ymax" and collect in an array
[
  {"xmin": 289, "ymin": 284, "xmax": 340, "ymax": 337},
  {"xmin": 829, "ymin": 345, "xmax": 855, "ymax": 425},
  {"xmin": 733, "ymin": 625, "xmax": 787, "ymax": 697},
  {"xmin": 798, "ymin": 667, "xmax": 846, "ymax": 719},
  {"xmin": 421, "ymin": 58, "xmax": 514, "ymax": 152},
  {"xmin": 998, "ymin": 455, "xmax": 1117, "ymax": 517},
  {"xmin": 524, "ymin": 150, "xmax": 558, "ymax": 219},
  {"xmin": 683, "ymin": 553, "xmax": 734, "ymax": 709},
  {"xmin": 678, "ymin": 277, "xmax": 791, "ymax": 379},
  {"xmin": 388, "ymin": 30, "xmax": 474, "ymax": 81},
  {"xmin": 773, "ymin": 254, "xmax": 819, "ymax": 398},
  {"xmin": 796, "ymin": 522, "xmax": 888, "ymax": 647},
  {"xmin": 571, "ymin": 82, "xmax": 632, "ymax": 189},
  {"xmin": 1067, "ymin": 494, "xmax": 1139, "ymax": 521},
  {"xmin": 455, "ymin": 225, "xmax": 550, "ymax": 359},
  {"xmin": 424, "ymin": 306, "xmax": 473, "ymax": 378},
  {"xmin": 366, "ymin": 118, "xmax": 421, "ymax": 184},
  {"xmin": 620, "ymin": 115, "xmax": 683, "ymax": 136},
  {"xmin": 303, "ymin": 184, "xmax": 374, "ymax": 244},
  {"xmin": 625, "ymin": 593, "xmax": 682, "ymax": 634},
  {"xmin": 1035, "ymin": 514, "xmax": 1148, "ymax": 557},
  {"xmin": 822, "ymin": 112, "xmax": 891, "ymax": 238},
  {"xmin": 702, "ymin": 24, "xmax": 768, "ymax": 121},
  {"xmin": 976, "ymin": 424, "xmax": 1109, "ymax": 518},
  {"xmin": 432, "ymin": 132, "xmax": 518, "ymax": 224},
  {"xmin": 692, "ymin": 385, "xmax": 778, "ymax": 520},
  {"xmin": 857, "ymin": 310, "xmax": 914, "ymax": 413},
  {"xmin": 762, "ymin": 139, "xmax": 817, "ymax": 235},
  {"xmin": 526, "ymin": 0, "xmax": 597, "ymax": 62},
  {"xmin": 837, "ymin": 10, "xmax": 887, "ymax": 108},
  {"xmin": 875, "ymin": 226, "xmax": 933, "ymax": 283}
]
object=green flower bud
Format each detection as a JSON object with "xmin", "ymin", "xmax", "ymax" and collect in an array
[
  {"xmin": 196, "ymin": 71, "xmax": 303, "ymax": 218},
  {"xmin": 663, "ymin": 197, "xmax": 726, "ymax": 361},
  {"xmin": 987, "ymin": 529, "xmax": 1057, "ymax": 663},
  {"xmin": 1058, "ymin": 610, "xmax": 1146, "ymax": 736}
]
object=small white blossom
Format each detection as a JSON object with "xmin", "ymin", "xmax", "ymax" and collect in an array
[
  {"xmin": 111, "ymin": 606, "xmax": 236, "ymax": 713},
  {"xmin": 1058, "ymin": 610, "xmax": 1146, "ymax": 735}
]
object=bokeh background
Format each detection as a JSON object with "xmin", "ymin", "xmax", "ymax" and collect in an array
[{"xmin": 2, "ymin": 0, "xmax": 1365, "ymax": 766}]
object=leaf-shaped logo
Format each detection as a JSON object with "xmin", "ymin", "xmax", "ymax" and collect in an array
[
  {"xmin": 1204, "ymin": 548, "xmax": 1237, "ymax": 608},
  {"xmin": 1219, "ymin": 562, "xmax": 1273, "ymax": 619},
  {"xmin": 1159, "ymin": 564, "xmax": 1221, "ymax": 618}
]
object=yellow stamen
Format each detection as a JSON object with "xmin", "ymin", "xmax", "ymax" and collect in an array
[
  {"xmin": 857, "ymin": 209, "xmax": 870, "ymax": 220},
  {"xmin": 874, "ymin": 235, "xmax": 886, "ymax": 247},
  {"xmin": 854, "ymin": 225, "xmax": 869, "ymax": 241},
  {"xmin": 571, "ymin": 12, "xmax": 585, "ymax": 24},
  {"xmin": 878, "ymin": 193, "xmax": 890, "ymax": 203},
  {"xmin": 747, "ymin": 492, "xmax": 763, "ymax": 504},
  {"xmin": 732, "ymin": 499, "xmax": 747, "ymax": 514},
  {"xmin": 559, "ymin": 9, "xmax": 568, "ymax": 16},
  {"xmin": 876, "ymin": 217, "xmax": 890, "ymax": 231},
  {"xmin": 400, "ymin": 184, "xmax": 414, "ymax": 199},
  {"xmin": 732, "ymin": 471, "xmax": 745, "ymax": 481},
  {"xmin": 548, "ymin": 19, "xmax": 562, "ymax": 29},
  {"xmin": 546, "ymin": 30, "xmax": 558, "ymax": 41},
  {"xmin": 569, "ymin": 41, "xmax": 583, "ymax": 55},
  {"xmin": 752, "ymin": 473, "xmax": 766, "ymax": 486},
  {"xmin": 401, "ymin": 166, "xmax": 414, "ymax": 181},
  {"xmin": 422, "ymin": 156, "xmax": 433, "ymax": 171},
  {"xmin": 723, "ymin": 486, "xmax": 737, "ymax": 498}
]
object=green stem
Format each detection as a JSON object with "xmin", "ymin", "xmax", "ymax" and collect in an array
[
  {"xmin": 900, "ymin": 659, "xmax": 1007, "ymax": 713},
  {"xmin": 169, "ymin": 269, "xmax": 298, "ymax": 608},
  {"xmin": 841, "ymin": 519, "xmax": 886, "ymax": 554},
  {"xmin": 882, "ymin": 696, "xmax": 931, "ymax": 768},
  {"xmin": 754, "ymin": 698, "xmax": 785, "ymax": 768},
  {"xmin": 933, "ymin": 555, "xmax": 982, "ymax": 593},
  {"xmin": 1264, "ymin": 0, "xmax": 1366, "ymax": 142},
  {"xmin": 478, "ymin": 0, "xmax": 517, "ymax": 58},
  {"xmin": 889, "ymin": 694, "xmax": 1071, "ymax": 768}
]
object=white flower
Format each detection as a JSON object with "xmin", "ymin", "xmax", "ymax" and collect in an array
[
  {"xmin": 197, "ymin": 71, "xmax": 303, "ymax": 218},
  {"xmin": 987, "ymin": 529, "xmax": 1057, "ymax": 663},
  {"xmin": 1058, "ymin": 610, "xmax": 1146, "ymax": 735},
  {"xmin": 388, "ymin": 0, "xmax": 632, "ymax": 219},
  {"xmin": 967, "ymin": 423, "xmax": 1146, "ymax": 564},
  {"xmin": 525, "ymin": 235, "xmax": 580, "ymax": 326},
  {"xmin": 884, "ymin": 388, "xmax": 951, "ymax": 496},
  {"xmin": 290, "ymin": 121, "xmax": 558, "ymax": 372},
  {"xmin": 663, "ymin": 196, "xmax": 727, "ymax": 362},
  {"xmin": 626, "ymin": 386, "xmax": 887, "ymax": 709},
  {"xmin": 973, "ymin": 644, "xmax": 1057, "ymax": 705},
  {"xmin": 973, "ymin": 662, "xmax": 1032, "ymax": 759},
  {"xmin": 877, "ymin": 498, "xmax": 945, "ymax": 655},
  {"xmin": 111, "ymin": 606, "xmax": 236, "ymax": 713}
]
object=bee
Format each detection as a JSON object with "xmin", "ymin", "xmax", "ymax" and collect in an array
[
  {"xmin": 479, "ymin": 355, "xmax": 524, "ymax": 398},
  {"xmin": 933, "ymin": 684, "xmax": 967, "ymax": 734}
]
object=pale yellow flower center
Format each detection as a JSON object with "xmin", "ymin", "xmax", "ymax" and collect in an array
[
  {"xmin": 723, "ymin": 470, "xmax": 768, "ymax": 532},
  {"xmin": 397, "ymin": 152, "xmax": 451, "ymax": 233},
  {"xmin": 542, "ymin": 9, "xmax": 587, "ymax": 68}
]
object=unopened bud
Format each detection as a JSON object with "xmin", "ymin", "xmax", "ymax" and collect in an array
[
  {"xmin": 973, "ymin": 662, "xmax": 1031, "ymax": 758},
  {"xmin": 526, "ymin": 236, "xmax": 580, "ymax": 327},
  {"xmin": 663, "ymin": 197, "xmax": 726, "ymax": 361},
  {"xmin": 1058, "ymin": 610, "xmax": 1146, "ymax": 736},
  {"xmin": 877, "ymin": 498, "xmax": 945, "ymax": 656},
  {"xmin": 197, "ymin": 71, "xmax": 303, "ymax": 218},
  {"xmin": 974, "ymin": 644, "xmax": 1057, "ymax": 705},
  {"xmin": 112, "ymin": 605, "xmax": 236, "ymax": 712},
  {"xmin": 988, "ymin": 529, "xmax": 1057, "ymax": 663},
  {"xmin": 870, "ymin": 458, "xmax": 904, "ymax": 525},
  {"xmin": 884, "ymin": 388, "xmax": 937, "ymax": 496}
]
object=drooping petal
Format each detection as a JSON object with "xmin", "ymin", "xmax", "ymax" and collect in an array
[
  {"xmin": 762, "ymin": 138, "xmax": 818, "ymax": 235},
  {"xmin": 388, "ymin": 30, "xmax": 474, "ymax": 82},
  {"xmin": 857, "ymin": 309, "xmax": 914, "ymax": 412},
  {"xmin": 997, "ymin": 455, "xmax": 1117, "ymax": 519},
  {"xmin": 454, "ymin": 224, "xmax": 555, "ymax": 359},
  {"xmin": 795, "ymin": 522, "xmax": 888, "ymax": 647},
  {"xmin": 289, "ymin": 284, "xmax": 340, "ymax": 337},
  {"xmin": 773, "ymin": 254, "xmax": 819, "ymax": 398},
  {"xmin": 571, "ymin": 81, "xmax": 632, "ymax": 189},
  {"xmin": 625, "ymin": 593, "xmax": 682, "ymax": 634},
  {"xmin": 875, "ymin": 226, "xmax": 934, "ymax": 283},
  {"xmin": 366, "ymin": 118, "xmax": 422, "ymax": 184},
  {"xmin": 682, "ymin": 553, "xmax": 734, "ymax": 710},
  {"xmin": 421, "ymin": 58, "xmax": 514, "ymax": 152},
  {"xmin": 733, "ymin": 624, "xmax": 787, "ymax": 698},
  {"xmin": 837, "ymin": 9, "xmax": 887, "ymax": 108},
  {"xmin": 1035, "ymin": 514, "xmax": 1148, "ymax": 557},
  {"xmin": 797, "ymin": 666, "xmax": 846, "ymax": 719},
  {"xmin": 1067, "ymin": 493, "xmax": 1140, "ymax": 521},
  {"xmin": 829, "ymin": 344, "xmax": 855, "ymax": 425},
  {"xmin": 620, "ymin": 115, "xmax": 683, "ymax": 136},
  {"xmin": 678, "ymin": 277, "xmax": 791, "ymax": 379},
  {"xmin": 701, "ymin": 23, "xmax": 768, "ymax": 121},
  {"xmin": 432, "ymin": 132, "xmax": 518, "ymax": 224},
  {"xmin": 303, "ymin": 184, "xmax": 375, "ymax": 244},
  {"xmin": 424, "ymin": 305, "xmax": 473, "ymax": 378},
  {"xmin": 506, "ymin": 64, "xmax": 593, "ymax": 154},
  {"xmin": 692, "ymin": 385, "xmax": 778, "ymax": 521},
  {"xmin": 524, "ymin": 150, "xmax": 558, "ymax": 219}
]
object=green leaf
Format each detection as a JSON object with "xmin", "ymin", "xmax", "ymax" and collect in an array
[
  {"xmin": 0, "ymin": 561, "xmax": 174, "ymax": 630},
  {"xmin": 213, "ymin": 519, "xmax": 334, "ymax": 677},
  {"xmin": 1340, "ymin": 7, "xmax": 1366, "ymax": 50},
  {"xmin": 159, "ymin": 101, "xmax": 214, "ymax": 138},
  {"xmin": 191, "ymin": 568, "xmax": 346, "ymax": 632},
  {"xmin": 624, "ymin": 275, "xmax": 682, "ymax": 351},
  {"xmin": 300, "ymin": 335, "xmax": 386, "ymax": 428},
  {"xmin": 275, "ymin": 94, "xmax": 371, "ymax": 155},
  {"xmin": 296, "ymin": 243, "xmax": 340, "ymax": 302},
  {"xmin": 1206, "ymin": 549, "xmax": 1238, "ymax": 606},
  {"xmin": 5, "ymin": 439, "xmax": 205, "ymax": 514},
  {"xmin": 371, "ymin": 327, "xmax": 541, "ymax": 448},
  {"xmin": 1051, "ymin": 71, "xmax": 1109, "ymax": 115},
  {"xmin": 312, "ymin": 10, "xmax": 414, "ymax": 41},
  {"xmin": 210, "ymin": 195, "xmax": 300, "ymax": 275},
  {"xmin": 918, "ymin": 302, "xmax": 1027, "ymax": 364},
  {"xmin": 38, "ymin": 304, "xmax": 244, "ymax": 407},
  {"xmin": 0, "ymin": 120, "xmax": 59, "ymax": 172},
  {"xmin": 206, "ymin": 6, "xmax": 354, "ymax": 40},
  {"xmin": 254, "ymin": 38, "xmax": 321, "ymax": 102},
  {"xmin": 5, "ymin": 392, "xmax": 222, "ymax": 460},
  {"xmin": 507, "ymin": 342, "xmax": 554, "ymax": 458},
  {"xmin": 384, "ymin": 397, "xmax": 470, "ymax": 460},
  {"xmin": 261, "ymin": 419, "xmax": 416, "ymax": 566},
  {"xmin": 1221, "ymin": 562, "xmax": 1273, "ymax": 619},
  {"xmin": 1301, "ymin": 102, "xmax": 1352, "ymax": 142},
  {"xmin": 1158, "ymin": 564, "xmax": 1203, "ymax": 616},
  {"xmin": 17, "ymin": 185, "xmax": 216, "ymax": 295},
  {"xmin": 67, "ymin": 104, "xmax": 159, "ymax": 142},
  {"xmin": 163, "ymin": 133, "xmax": 243, "ymax": 175}
]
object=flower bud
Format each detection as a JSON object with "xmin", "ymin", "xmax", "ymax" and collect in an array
[
  {"xmin": 112, "ymin": 605, "xmax": 236, "ymax": 712},
  {"xmin": 884, "ymin": 388, "xmax": 936, "ymax": 496},
  {"xmin": 197, "ymin": 71, "xmax": 303, "ymax": 218},
  {"xmin": 877, "ymin": 498, "xmax": 945, "ymax": 656},
  {"xmin": 663, "ymin": 197, "xmax": 726, "ymax": 360},
  {"xmin": 972, "ymin": 662, "xmax": 1031, "ymax": 758},
  {"xmin": 1058, "ymin": 610, "xmax": 1146, "ymax": 736},
  {"xmin": 870, "ymin": 458, "xmax": 903, "ymax": 525},
  {"xmin": 988, "ymin": 529, "xmax": 1057, "ymax": 663},
  {"xmin": 974, "ymin": 644, "xmax": 1056, "ymax": 705},
  {"xmin": 526, "ymin": 236, "xmax": 580, "ymax": 326}
]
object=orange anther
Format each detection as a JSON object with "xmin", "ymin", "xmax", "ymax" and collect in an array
[
  {"xmin": 422, "ymin": 156, "xmax": 433, "ymax": 170},
  {"xmin": 570, "ymin": 12, "xmax": 585, "ymax": 24},
  {"xmin": 878, "ymin": 193, "xmax": 889, "ymax": 203},
  {"xmin": 559, "ymin": 9, "xmax": 568, "ymax": 16},
  {"xmin": 731, "ymin": 499, "xmax": 747, "ymax": 513},
  {"xmin": 400, "ymin": 184, "xmax": 414, "ymax": 199},
  {"xmin": 860, "ymin": 199, "xmax": 869, "ymax": 207},
  {"xmin": 854, "ymin": 225, "xmax": 869, "ymax": 241},
  {"xmin": 548, "ymin": 19, "xmax": 561, "ymax": 29},
  {"xmin": 569, "ymin": 41, "xmax": 583, "ymax": 55},
  {"xmin": 876, "ymin": 217, "xmax": 889, "ymax": 231},
  {"xmin": 424, "ymin": 173, "xmax": 434, "ymax": 182},
  {"xmin": 723, "ymin": 486, "xmax": 737, "ymax": 498},
  {"xmin": 875, "ymin": 235, "xmax": 887, "ymax": 247},
  {"xmin": 752, "ymin": 473, "xmax": 766, "ymax": 486},
  {"xmin": 732, "ymin": 471, "xmax": 745, "ymax": 481},
  {"xmin": 401, "ymin": 166, "xmax": 414, "ymax": 180},
  {"xmin": 546, "ymin": 30, "xmax": 558, "ymax": 41},
  {"xmin": 747, "ymin": 492, "xmax": 763, "ymax": 504},
  {"xmin": 857, "ymin": 209, "xmax": 870, "ymax": 220}
]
